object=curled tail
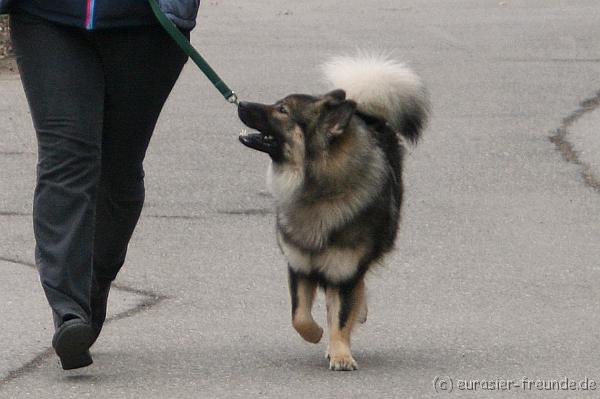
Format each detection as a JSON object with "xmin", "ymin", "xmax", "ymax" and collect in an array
[{"xmin": 322, "ymin": 54, "xmax": 429, "ymax": 143}]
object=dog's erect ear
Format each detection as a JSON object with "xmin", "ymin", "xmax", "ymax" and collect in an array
[
  {"xmin": 323, "ymin": 89, "xmax": 347, "ymax": 102},
  {"xmin": 322, "ymin": 99, "xmax": 357, "ymax": 136}
]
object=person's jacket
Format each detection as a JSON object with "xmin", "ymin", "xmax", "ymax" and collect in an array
[
  {"xmin": 0, "ymin": 0, "xmax": 13, "ymax": 15},
  {"xmin": 0, "ymin": 0, "xmax": 200, "ymax": 30}
]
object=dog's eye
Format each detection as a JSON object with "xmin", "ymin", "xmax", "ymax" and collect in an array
[{"xmin": 277, "ymin": 105, "xmax": 288, "ymax": 114}]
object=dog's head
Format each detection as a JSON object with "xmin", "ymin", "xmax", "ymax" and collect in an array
[{"xmin": 238, "ymin": 90, "xmax": 357, "ymax": 164}]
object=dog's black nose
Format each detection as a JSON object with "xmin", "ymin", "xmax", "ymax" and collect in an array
[{"xmin": 238, "ymin": 101, "xmax": 249, "ymax": 110}]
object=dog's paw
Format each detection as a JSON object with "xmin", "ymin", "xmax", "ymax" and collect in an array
[
  {"xmin": 293, "ymin": 320, "xmax": 323, "ymax": 344},
  {"xmin": 356, "ymin": 305, "xmax": 368, "ymax": 324},
  {"xmin": 328, "ymin": 353, "xmax": 358, "ymax": 371}
]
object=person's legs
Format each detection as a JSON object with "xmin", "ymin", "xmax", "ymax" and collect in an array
[
  {"xmin": 10, "ymin": 13, "xmax": 105, "ymax": 328},
  {"xmin": 89, "ymin": 26, "xmax": 188, "ymax": 337}
]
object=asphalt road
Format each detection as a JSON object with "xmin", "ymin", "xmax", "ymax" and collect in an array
[
  {"xmin": 1, "ymin": 1, "xmax": 600, "ymax": 398},
  {"xmin": 570, "ymin": 106, "xmax": 600, "ymax": 188}
]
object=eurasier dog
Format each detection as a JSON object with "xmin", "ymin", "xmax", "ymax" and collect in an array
[{"xmin": 238, "ymin": 55, "xmax": 429, "ymax": 371}]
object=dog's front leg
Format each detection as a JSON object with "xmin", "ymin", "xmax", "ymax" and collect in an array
[
  {"xmin": 325, "ymin": 279, "xmax": 364, "ymax": 371},
  {"xmin": 356, "ymin": 279, "xmax": 368, "ymax": 324},
  {"xmin": 288, "ymin": 267, "xmax": 323, "ymax": 343}
]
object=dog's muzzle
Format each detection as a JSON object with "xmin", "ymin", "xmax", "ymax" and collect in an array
[{"xmin": 238, "ymin": 101, "xmax": 281, "ymax": 156}]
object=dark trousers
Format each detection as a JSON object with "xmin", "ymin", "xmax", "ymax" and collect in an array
[{"xmin": 10, "ymin": 13, "xmax": 188, "ymax": 327}]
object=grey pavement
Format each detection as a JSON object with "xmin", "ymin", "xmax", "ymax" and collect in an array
[
  {"xmin": 571, "ymin": 107, "xmax": 600, "ymax": 184},
  {"xmin": 2, "ymin": 0, "xmax": 600, "ymax": 398}
]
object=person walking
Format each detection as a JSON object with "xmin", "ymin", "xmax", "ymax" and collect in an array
[{"xmin": 0, "ymin": 0, "xmax": 200, "ymax": 370}]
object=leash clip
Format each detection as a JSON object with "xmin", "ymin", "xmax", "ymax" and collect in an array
[{"xmin": 227, "ymin": 92, "xmax": 239, "ymax": 106}]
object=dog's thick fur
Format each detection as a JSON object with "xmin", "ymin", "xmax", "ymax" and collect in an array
[{"xmin": 238, "ymin": 55, "xmax": 428, "ymax": 371}]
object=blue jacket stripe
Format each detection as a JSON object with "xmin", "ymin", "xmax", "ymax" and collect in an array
[{"xmin": 86, "ymin": 0, "xmax": 96, "ymax": 30}]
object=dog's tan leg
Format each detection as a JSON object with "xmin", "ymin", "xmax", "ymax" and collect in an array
[
  {"xmin": 289, "ymin": 267, "xmax": 323, "ymax": 343},
  {"xmin": 325, "ymin": 279, "xmax": 365, "ymax": 371}
]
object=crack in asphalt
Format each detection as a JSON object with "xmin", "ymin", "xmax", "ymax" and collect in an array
[
  {"xmin": 143, "ymin": 213, "xmax": 209, "ymax": 220},
  {"xmin": 550, "ymin": 90, "xmax": 600, "ymax": 193},
  {"xmin": 500, "ymin": 58, "xmax": 600, "ymax": 64},
  {"xmin": 0, "ymin": 211, "xmax": 30, "ymax": 217},
  {"xmin": 217, "ymin": 208, "xmax": 272, "ymax": 216},
  {"xmin": 0, "ymin": 209, "xmax": 273, "ymax": 219},
  {"xmin": 0, "ymin": 256, "xmax": 167, "ymax": 389},
  {"xmin": 0, "ymin": 348, "xmax": 55, "ymax": 389},
  {"xmin": 0, "ymin": 151, "xmax": 32, "ymax": 156}
]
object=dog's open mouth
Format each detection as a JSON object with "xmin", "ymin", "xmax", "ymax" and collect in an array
[{"xmin": 239, "ymin": 129, "xmax": 280, "ymax": 154}]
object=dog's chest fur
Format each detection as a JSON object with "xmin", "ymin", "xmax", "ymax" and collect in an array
[
  {"xmin": 277, "ymin": 230, "xmax": 366, "ymax": 283},
  {"xmin": 269, "ymin": 144, "xmax": 388, "ymax": 284}
]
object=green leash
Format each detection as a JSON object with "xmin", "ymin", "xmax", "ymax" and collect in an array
[{"xmin": 148, "ymin": 0, "xmax": 238, "ymax": 105}]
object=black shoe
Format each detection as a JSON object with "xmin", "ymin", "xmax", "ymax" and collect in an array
[
  {"xmin": 52, "ymin": 318, "xmax": 94, "ymax": 370},
  {"xmin": 90, "ymin": 278, "xmax": 111, "ymax": 346}
]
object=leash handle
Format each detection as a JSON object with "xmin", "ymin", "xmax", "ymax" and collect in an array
[{"xmin": 148, "ymin": 0, "xmax": 238, "ymax": 104}]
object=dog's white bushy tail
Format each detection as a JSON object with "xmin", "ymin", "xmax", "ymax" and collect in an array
[{"xmin": 322, "ymin": 54, "xmax": 429, "ymax": 142}]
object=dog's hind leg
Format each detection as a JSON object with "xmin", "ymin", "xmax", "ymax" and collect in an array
[
  {"xmin": 325, "ymin": 278, "xmax": 364, "ymax": 371},
  {"xmin": 288, "ymin": 267, "xmax": 323, "ymax": 343}
]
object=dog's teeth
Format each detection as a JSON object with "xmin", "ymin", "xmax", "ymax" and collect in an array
[{"xmin": 240, "ymin": 128, "xmax": 249, "ymax": 136}]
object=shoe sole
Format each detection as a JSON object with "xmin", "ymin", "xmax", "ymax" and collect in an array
[{"xmin": 52, "ymin": 320, "xmax": 95, "ymax": 370}]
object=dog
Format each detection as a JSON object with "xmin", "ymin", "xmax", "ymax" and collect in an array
[{"xmin": 238, "ymin": 55, "xmax": 429, "ymax": 371}]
